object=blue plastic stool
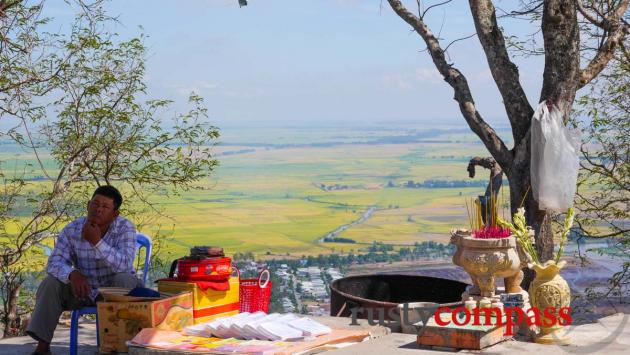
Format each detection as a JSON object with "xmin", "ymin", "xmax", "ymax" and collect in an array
[{"xmin": 69, "ymin": 233, "xmax": 152, "ymax": 355}]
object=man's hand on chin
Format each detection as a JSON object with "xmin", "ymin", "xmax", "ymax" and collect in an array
[{"xmin": 82, "ymin": 220, "xmax": 101, "ymax": 245}]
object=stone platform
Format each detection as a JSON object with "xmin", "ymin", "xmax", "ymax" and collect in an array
[
  {"xmin": 1, "ymin": 313, "xmax": 629, "ymax": 354},
  {"xmin": 326, "ymin": 313, "xmax": 630, "ymax": 354},
  {"xmin": 0, "ymin": 321, "xmax": 98, "ymax": 354}
]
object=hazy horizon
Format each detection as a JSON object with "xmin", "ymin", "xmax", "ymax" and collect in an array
[{"xmin": 37, "ymin": 0, "xmax": 554, "ymax": 129}]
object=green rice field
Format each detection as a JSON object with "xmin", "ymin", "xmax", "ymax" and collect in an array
[{"xmin": 1, "ymin": 124, "xmax": 509, "ymax": 258}]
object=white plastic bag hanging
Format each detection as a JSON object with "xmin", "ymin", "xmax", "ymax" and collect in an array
[{"xmin": 530, "ymin": 101, "xmax": 581, "ymax": 212}]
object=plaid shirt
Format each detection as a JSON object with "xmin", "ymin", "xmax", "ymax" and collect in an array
[{"xmin": 47, "ymin": 216, "xmax": 137, "ymax": 300}]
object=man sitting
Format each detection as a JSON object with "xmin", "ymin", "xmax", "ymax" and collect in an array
[{"xmin": 27, "ymin": 185, "xmax": 142, "ymax": 355}]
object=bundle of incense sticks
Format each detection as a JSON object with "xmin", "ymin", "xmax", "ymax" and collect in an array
[{"xmin": 465, "ymin": 189, "xmax": 510, "ymax": 239}]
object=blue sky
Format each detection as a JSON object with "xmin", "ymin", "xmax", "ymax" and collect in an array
[{"xmin": 48, "ymin": 0, "xmax": 547, "ymax": 128}]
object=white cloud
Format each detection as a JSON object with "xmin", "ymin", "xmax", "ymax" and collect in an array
[
  {"xmin": 382, "ymin": 73, "xmax": 413, "ymax": 90},
  {"xmin": 222, "ymin": 88, "xmax": 266, "ymax": 98},
  {"xmin": 200, "ymin": 82, "xmax": 218, "ymax": 90},
  {"xmin": 414, "ymin": 68, "xmax": 442, "ymax": 83},
  {"xmin": 381, "ymin": 67, "xmax": 445, "ymax": 90},
  {"xmin": 473, "ymin": 69, "xmax": 493, "ymax": 83},
  {"xmin": 334, "ymin": 0, "xmax": 361, "ymax": 6},
  {"xmin": 165, "ymin": 81, "xmax": 218, "ymax": 96}
]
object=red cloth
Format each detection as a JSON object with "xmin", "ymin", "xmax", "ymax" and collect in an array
[{"xmin": 157, "ymin": 278, "xmax": 230, "ymax": 291}]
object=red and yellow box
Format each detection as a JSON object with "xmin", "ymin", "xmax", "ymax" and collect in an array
[{"xmin": 158, "ymin": 276, "xmax": 240, "ymax": 324}]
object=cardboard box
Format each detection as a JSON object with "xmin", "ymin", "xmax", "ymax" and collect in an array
[
  {"xmin": 416, "ymin": 312, "xmax": 509, "ymax": 350},
  {"xmin": 158, "ymin": 277, "xmax": 240, "ymax": 324},
  {"xmin": 97, "ymin": 292, "xmax": 193, "ymax": 353}
]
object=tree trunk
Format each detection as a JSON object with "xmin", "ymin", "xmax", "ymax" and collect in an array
[
  {"xmin": 507, "ymin": 1, "xmax": 580, "ymax": 289},
  {"xmin": 507, "ymin": 172, "xmax": 554, "ymax": 262},
  {"xmin": 2, "ymin": 282, "xmax": 20, "ymax": 338},
  {"xmin": 385, "ymin": 0, "xmax": 589, "ymax": 290},
  {"xmin": 540, "ymin": 1, "xmax": 580, "ymax": 115},
  {"xmin": 507, "ymin": 143, "xmax": 555, "ymax": 289}
]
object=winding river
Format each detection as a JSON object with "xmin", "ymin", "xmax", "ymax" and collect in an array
[{"xmin": 318, "ymin": 206, "xmax": 377, "ymax": 243}]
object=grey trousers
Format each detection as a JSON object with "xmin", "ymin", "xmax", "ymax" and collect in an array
[{"xmin": 26, "ymin": 273, "xmax": 141, "ymax": 344}]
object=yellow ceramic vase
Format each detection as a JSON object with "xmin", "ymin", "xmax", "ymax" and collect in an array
[{"xmin": 529, "ymin": 260, "xmax": 571, "ymax": 345}]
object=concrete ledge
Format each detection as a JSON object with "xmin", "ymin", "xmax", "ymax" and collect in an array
[
  {"xmin": 326, "ymin": 313, "xmax": 630, "ymax": 354},
  {"xmin": 0, "ymin": 321, "xmax": 98, "ymax": 355},
  {"xmin": 2, "ymin": 313, "xmax": 629, "ymax": 354}
]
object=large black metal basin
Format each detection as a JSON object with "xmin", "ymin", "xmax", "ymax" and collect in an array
[{"xmin": 330, "ymin": 274, "xmax": 468, "ymax": 319}]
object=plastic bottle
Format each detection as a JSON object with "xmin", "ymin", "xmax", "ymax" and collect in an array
[
  {"xmin": 491, "ymin": 300, "xmax": 504, "ymax": 311},
  {"xmin": 479, "ymin": 297, "xmax": 491, "ymax": 309},
  {"xmin": 465, "ymin": 297, "xmax": 477, "ymax": 311}
]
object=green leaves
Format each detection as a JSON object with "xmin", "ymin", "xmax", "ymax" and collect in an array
[
  {"xmin": 498, "ymin": 207, "xmax": 576, "ymax": 266},
  {"xmin": 498, "ymin": 208, "xmax": 539, "ymax": 264},
  {"xmin": 575, "ymin": 48, "xmax": 630, "ymax": 241},
  {"xmin": 47, "ymin": 27, "xmax": 221, "ymax": 211},
  {"xmin": 1, "ymin": 1, "xmax": 224, "ymax": 334},
  {"xmin": 1, "ymin": 0, "xmax": 220, "ymax": 269},
  {"xmin": 555, "ymin": 207, "xmax": 575, "ymax": 264}
]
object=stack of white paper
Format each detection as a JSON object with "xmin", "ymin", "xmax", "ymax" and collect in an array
[
  {"xmin": 208, "ymin": 312, "xmax": 251, "ymax": 338},
  {"xmin": 193, "ymin": 312, "xmax": 332, "ymax": 341},
  {"xmin": 257, "ymin": 320, "xmax": 304, "ymax": 341},
  {"xmin": 183, "ymin": 322, "xmax": 213, "ymax": 337},
  {"xmin": 276, "ymin": 313, "xmax": 299, "ymax": 323},
  {"xmin": 228, "ymin": 311, "xmax": 266, "ymax": 338},
  {"xmin": 242, "ymin": 313, "xmax": 283, "ymax": 339},
  {"xmin": 288, "ymin": 317, "xmax": 332, "ymax": 337}
]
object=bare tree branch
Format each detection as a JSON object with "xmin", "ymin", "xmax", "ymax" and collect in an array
[
  {"xmin": 0, "ymin": 0, "xmax": 22, "ymax": 18},
  {"xmin": 467, "ymin": 156, "xmax": 503, "ymax": 198},
  {"xmin": 579, "ymin": 24, "xmax": 629, "ymax": 86},
  {"xmin": 386, "ymin": 0, "xmax": 511, "ymax": 169},
  {"xmin": 578, "ymin": 0, "xmax": 630, "ymax": 88},
  {"xmin": 420, "ymin": 0, "xmax": 452, "ymax": 20},
  {"xmin": 443, "ymin": 32, "xmax": 477, "ymax": 53},
  {"xmin": 578, "ymin": 0, "xmax": 630, "ymax": 30},
  {"xmin": 469, "ymin": 0, "xmax": 534, "ymax": 144},
  {"xmin": 620, "ymin": 41, "xmax": 630, "ymax": 62},
  {"xmin": 503, "ymin": 1, "xmax": 543, "ymax": 17},
  {"xmin": 19, "ymin": 116, "xmax": 51, "ymax": 180},
  {"xmin": 577, "ymin": 0, "xmax": 606, "ymax": 28}
]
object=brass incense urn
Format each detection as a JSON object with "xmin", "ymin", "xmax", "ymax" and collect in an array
[{"xmin": 451, "ymin": 229, "xmax": 525, "ymax": 298}]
